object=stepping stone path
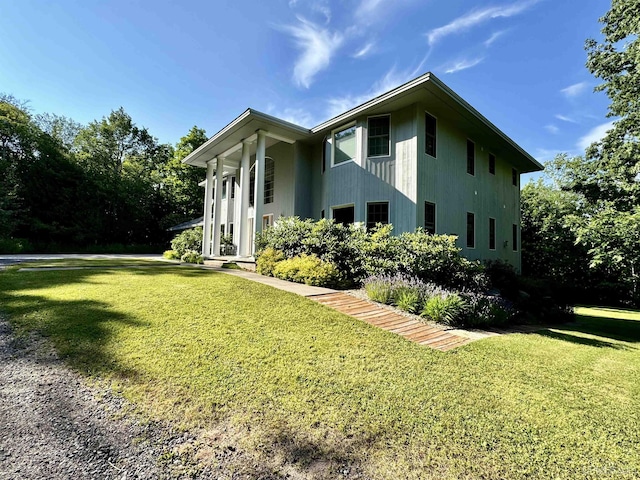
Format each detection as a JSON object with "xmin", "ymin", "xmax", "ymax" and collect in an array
[{"xmin": 309, "ymin": 292, "xmax": 471, "ymax": 351}]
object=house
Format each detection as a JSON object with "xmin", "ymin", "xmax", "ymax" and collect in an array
[{"xmin": 182, "ymin": 72, "xmax": 543, "ymax": 271}]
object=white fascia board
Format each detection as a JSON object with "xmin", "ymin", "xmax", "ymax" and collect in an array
[{"xmin": 311, "ymin": 72, "xmax": 433, "ymax": 134}]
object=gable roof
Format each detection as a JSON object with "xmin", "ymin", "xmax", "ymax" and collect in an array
[{"xmin": 183, "ymin": 72, "xmax": 543, "ymax": 173}]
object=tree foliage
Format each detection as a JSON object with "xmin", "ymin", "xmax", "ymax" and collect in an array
[{"xmin": 0, "ymin": 97, "xmax": 207, "ymax": 252}]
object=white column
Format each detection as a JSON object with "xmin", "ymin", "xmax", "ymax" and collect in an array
[
  {"xmin": 252, "ymin": 130, "xmax": 266, "ymax": 254},
  {"xmin": 201, "ymin": 160, "xmax": 215, "ymax": 257},
  {"xmin": 212, "ymin": 158, "xmax": 224, "ymax": 257},
  {"xmin": 238, "ymin": 140, "xmax": 251, "ymax": 257}
]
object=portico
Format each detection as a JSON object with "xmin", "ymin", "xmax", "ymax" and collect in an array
[{"xmin": 182, "ymin": 109, "xmax": 310, "ymax": 259}]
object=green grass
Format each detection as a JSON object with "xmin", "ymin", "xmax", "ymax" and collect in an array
[
  {"xmin": 16, "ymin": 258, "xmax": 176, "ymax": 268},
  {"xmin": 0, "ymin": 264, "xmax": 639, "ymax": 479}
]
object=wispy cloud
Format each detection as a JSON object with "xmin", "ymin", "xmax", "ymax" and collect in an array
[
  {"xmin": 353, "ymin": 41, "xmax": 375, "ymax": 58},
  {"xmin": 282, "ymin": 17, "xmax": 343, "ymax": 89},
  {"xmin": 357, "ymin": 0, "xmax": 385, "ymax": 23},
  {"xmin": 545, "ymin": 124, "xmax": 559, "ymax": 134},
  {"xmin": 269, "ymin": 107, "xmax": 317, "ymax": 128},
  {"xmin": 443, "ymin": 56, "xmax": 485, "ymax": 74},
  {"xmin": 561, "ymin": 81, "xmax": 588, "ymax": 98},
  {"xmin": 325, "ymin": 67, "xmax": 418, "ymax": 119},
  {"xmin": 577, "ymin": 121, "xmax": 615, "ymax": 152},
  {"xmin": 425, "ymin": 0, "xmax": 540, "ymax": 46},
  {"xmin": 484, "ymin": 30, "xmax": 508, "ymax": 47},
  {"xmin": 555, "ymin": 114, "xmax": 577, "ymax": 123}
]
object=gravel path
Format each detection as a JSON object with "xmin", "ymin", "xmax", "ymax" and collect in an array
[{"xmin": 0, "ymin": 316, "xmax": 198, "ymax": 480}]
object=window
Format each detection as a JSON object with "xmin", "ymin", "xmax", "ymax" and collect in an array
[
  {"xmin": 424, "ymin": 202, "xmax": 436, "ymax": 234},
  {"xmin": 262, "ymin": 214, "xmax": 274, "ymax": 230},
  {"xmin": 467, "ymin": 140, "xmax": 475, "ymax": 175},
  {"xmin": 321, "ymin": 209, "xmax": 325, "ymax": 219},
  {"xmin": 229, "ymin": 223, "xmax": 234, "ymax": 240},
  {"xmin": 332, "ymin": 205, "xmax": 354, "ymax": 225},
  {"xmin": 367, "ymin": 116, "xmax": 390, "ymax": 157},
  {"xmin": 333, "ymin": 124, "xmax": 356, "ymax": 165},
  {"xmin": 489, "ymin": 154, "xmax": 496, "ymax": 175},
  {"xmin": 230, "ymin": 176, "xmax": 236, "ymax": 199},
  {"xmin": 220, "ymin": 224, "xmax": 225, "ymax": 236},
  {"xmin": 425, "ymin": 113, "xmax": 436, "ymax": 157},
  {"xmin": 512, "ymin": 168, "xmax": 518, "ymax": 186},
  {"xmin": 366, "ymin": 202, "xmax": 389, "ymax": 229},
  {"xmin": 222, "ymin": 179, "xmax": 227, "ymax": 199},
  {"xmin": 466, "ymin": 212, "xmax": 475, "ymax": 248},
  {"xmin": 264, "ymin": 157, "xmax": 274, "ymax": 204},
  {"xmin": 489, "ymin": 218, "xmax": 496, "ymax": 250},
  {"xmin": 512, "ymin": 224, "xmax": 518, "ymax": 251}
]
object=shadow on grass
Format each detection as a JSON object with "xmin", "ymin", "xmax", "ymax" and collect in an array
[{"xmin": 531, "ymin": 309, "xmax": 640, "ymax": 349}]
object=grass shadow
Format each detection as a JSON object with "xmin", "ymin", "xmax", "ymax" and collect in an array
[{"xmin": 535, "ymin": 329, "xmax": 631, "ymax": 350}]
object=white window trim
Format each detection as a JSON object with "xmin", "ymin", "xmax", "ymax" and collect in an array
[
  {"xmin": 331, "ymin": 203, "xmax": 356, "ymax": 222},
  {"xmin": 331, "ymin": 121, "xmax": 358, "ymax": 168},
  {"xmin": 262, "ymin": 214, "xmax": 274, "ymax": 230},
  {"xmin": 366, "ymin": 200, "xmax": 390, "ymax": 228},
  {"xmin": 366, "ymin": 115, "xmax": 391, "ymax": 159},
  {"xmin": 425, "ymin": 110, "xmax": 438, "ymax": 159}
]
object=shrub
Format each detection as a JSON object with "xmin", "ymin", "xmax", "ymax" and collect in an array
[
  {"xmin": 364, "ymin": 276, "xmax": 394, "ymax": 304},
  {"xmin": 0, "ymin": 237, "xmax": 32, "ymax": 254},
  {"xmin": 181, "ymin": 250, "xmax": 203, "ymax": 264},
  {"xmin": 163, "ymin": 250, "xmax": 180, "ymax": 260},
  {"xmin": 255, "ymin": 217, "xmax": 314, "ymax": 258},
  {"xmin": 395, "ymin": 288, "xmax": 423, "ymax": 314},
  {"xmin": 256, "ymin": 247, "xmax": 285, "ymax": 276},
  {"xmin": 171, "ymin": 227, "xmax": 202, "ymax": 257},
  {"xmin": 484, "ymin": 259, "xmax": 519, "ymax": 298},
  {"xmin": 272, "ymin": 254, "xmax": 339, "ymax": 287},
  {"xmin": 422, "ymin": 293, "xmax": 467, "ymax": 326},
  {"xmin": 460, "ymin": 292, "xmax": 516, "ymax": 327}
]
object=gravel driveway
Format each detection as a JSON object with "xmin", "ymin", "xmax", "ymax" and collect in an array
[{"xmin": 0, "ymin": 317, "xmax": 194, "ymax": 480}]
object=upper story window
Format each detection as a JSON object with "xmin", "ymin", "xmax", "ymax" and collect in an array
[
  {"xmin": 222, "ymin": 179, "xmax": 227, "ymax": 199},
  {"xmin": 333, "ymin": 124, "xmax": 356, "ymax": 166},
  {"xmin": 264, "ymin": 157, "xmax": 274, "ymax": 204},
  {"xmin": 230, "ymin": 176, "xmax": 236, "ymax": 199},
  {"xmin": 489, "ymin": 153, "xmax": 496, "ymax": 175},
  {"xmin": 467, "ymin": 140, "xmax": 475, "ymax": 176},
  {"xmin": 425, "ymin": 113, "xmax": 436, "ymax": 157},
  {"xmin": 512, "ymin": 168, "xmax": 518, "ymax": 186},
  {"xmin": 367, "ymin": 116, "xmax": 390, "ymax": 157}
]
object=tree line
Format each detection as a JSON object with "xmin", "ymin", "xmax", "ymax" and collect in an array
[
  {"xmin": 522, "ymin": 0, "xmax": 639, "ymax": 306},
  {"xmin": 0, "ymin": 99, "xmax": 207, "ymax": 252}
]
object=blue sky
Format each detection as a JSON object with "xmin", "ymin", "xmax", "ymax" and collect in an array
[{"xmin": 1, "ymin": 0, "xmax": 612, "ymax": 182}]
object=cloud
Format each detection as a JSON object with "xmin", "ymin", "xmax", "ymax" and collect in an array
[
  {"xmin": 484, "ymin": 30, "xmax": 507, "ymax": 47},
  {"xmin": 555, "ymin": 114, "xmax": 577, "ymax": 123},
  {"xmin": 353, "ymin": 41, "xmax": 375, "ymax": 58},
  {"xmin": 443, "ymin": 56, "xmax": 485, "ymax": 74},
  {"xmin": 545, "ymin": 124, "xmax": 559, "ymax": 134},
  {"xmin": 282, "ymin": 17, "xmax": 344, "ymax": 89},
  {"xmin": 561, "ymin": 81, "xmax": 588, "ymax": 98},
  {"xmin": 577, "ymin": 121, "xmax": 615, "ymax": 151},
  {"xmin": 325, "ymin": 67, "xmax": 417, "ymax": 119},
  {"xmin": 271, "ymin": 107, "xmax": 317, "ymax": 128},
  {"xmin": 357, "ymin": 0, "xmax": 385, "ymax": 22},
  {"xmin": 425, "ymin": 0, "xmax": 540, "ymax": 46}
]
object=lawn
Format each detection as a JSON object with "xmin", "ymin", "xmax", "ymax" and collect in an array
[{"xmin": 0, "ymin": 264, "xmax": 638, "ymax": 479}]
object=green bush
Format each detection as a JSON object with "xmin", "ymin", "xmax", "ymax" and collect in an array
[
  {"xmin": 272, "ymin": 254, "xmax": 339, "ymax": 287},
  {"xmin": 422, "ymin": 293, "xmax": 467, "ymax": 326},
  {"xmin": 171, "ymin": 227, "xmax": 203, "ymax": 257},
  {"xmin": 256, "ymin": 247, "xmax": 285, "ymax": 276},
  {"xmin": 460, "ymin": 292, "xmax": 515, "ymax": 327},
  {"xmin": 0, "ymin": 237, "xmax": 32, "ymax": 254},
  {"xmin": 395, "ymin": 288, "xmax": 422, "ymax": 314},
  {"xmin": 181, "ymin": 250, "xmax": 203, "ymax": 264},
  {"xmin": 163, "ymin": 250, "xmax": 180, "ymax": 260}
]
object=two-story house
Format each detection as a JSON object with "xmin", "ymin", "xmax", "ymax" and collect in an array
[{"xmin": 182, "ymin": 72, "xmax": 543, "ymax": 271}]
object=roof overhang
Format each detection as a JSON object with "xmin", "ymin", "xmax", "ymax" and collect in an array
[{"xmin": 182, "ymin": 109, "xmax": 311, "ymax": 168}]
